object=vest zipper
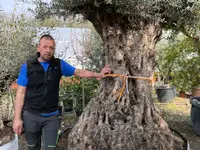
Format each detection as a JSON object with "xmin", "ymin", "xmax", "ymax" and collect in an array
[{"xmin": 43, "ymin": 72, "xmax": 47, "ymax": 109}]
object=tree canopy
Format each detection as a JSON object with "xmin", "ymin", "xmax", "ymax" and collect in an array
[{"xmin": 28, "ymin": 0, "xmax": 199, "ymax": 35}]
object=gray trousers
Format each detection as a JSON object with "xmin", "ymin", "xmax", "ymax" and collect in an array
[{"xmin": 22, "ymin": 111, "xmax": 59, "ymax": 150}]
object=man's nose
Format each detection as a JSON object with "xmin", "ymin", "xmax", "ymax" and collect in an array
[{"xmin": 46, "ymin": 47, "xmax": 51, "ymax": 52}]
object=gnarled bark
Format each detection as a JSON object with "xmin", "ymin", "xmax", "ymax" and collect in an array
[{"xmin": 68, "ymin": 10, "xmax": 184, "ymax": 150}]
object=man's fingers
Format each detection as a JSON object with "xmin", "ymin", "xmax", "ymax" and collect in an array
[
  {"xmin": 13, "ymin": 128, "xmax": 19, "ymax": 135},
  {"xmin": 13, "ymin": 128, "xmax": 16, "ymax": 133},
  {"xmin": 19, "ymin": 125, "xmax": 22, "ymax": 134},
  {"xmin": 13, "ymin": 124, "xmax": 22, "ymax": 135},
  {"xmin": 105, "ymin": 68, "xmax": 111, "ymax": 73},
  {"xmin": 100, "ymin": 64, "xmax": 111, "ymax": 76}
]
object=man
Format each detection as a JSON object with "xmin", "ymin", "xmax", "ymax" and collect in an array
[{"xmin": 13, "ymin": 34, "xmax": 111, "ymax": 150}]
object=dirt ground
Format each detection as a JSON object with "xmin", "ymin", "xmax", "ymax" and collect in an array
[
  {"xmin": 2, "ymin": 97, "xmax": 200, "ymax": 150},
  {"xmin": 156, "ymin": 97, "xmax": 200, "ymax": 150},
  {"xmin": 0, "ymin": 126, "xmax": 14, "ymax": 146}
]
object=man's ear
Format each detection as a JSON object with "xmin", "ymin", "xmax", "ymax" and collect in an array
[{"xmin": 36, "ymin": 43, "xmax": 40, "ymax": 51}]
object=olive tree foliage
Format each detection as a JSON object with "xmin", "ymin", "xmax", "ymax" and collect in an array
[
  {"xmin": 157, "ymin": 34, "xmax": 200, "ymax": 92},
  {"xmin": 0, "ymin": 13, "xmax": 37, "ymax": 96},
  {"xmin": 29, "ymin": 0, "xmax": 200, "ymax": 150},
  {"xmin": 83, "ymin": 29, "xmax": 104, "ymax": 72},
  {"xmin": 31, "ymin": 0, "xmax": 199, "ymax": 33}
]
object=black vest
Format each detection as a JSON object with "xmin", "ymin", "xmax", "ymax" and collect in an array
[{"xmin": 24, "ymin": 54, "xmax": 61, "ymax": 114}]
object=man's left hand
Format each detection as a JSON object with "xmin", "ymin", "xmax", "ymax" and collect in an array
[{"xmin": 99, "ymin": 64, "xmax": 111, "ymax": 78}]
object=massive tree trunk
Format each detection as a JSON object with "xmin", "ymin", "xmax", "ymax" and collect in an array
[{"xmin": 68, "ymin": 11, "xmax": 184, "ymax": 150}]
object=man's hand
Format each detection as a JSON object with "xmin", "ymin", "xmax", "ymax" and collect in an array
[
  {"xmin": 99, "ymin": 64, "xmax": 111, "ymax": 78},
  {"xmin": 13, "ymin": 118, "xmax": 23, "ymax": 135}
]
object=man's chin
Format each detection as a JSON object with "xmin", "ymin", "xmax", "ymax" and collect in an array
[
  {"xmin": 39, "ymin": 55, "xmax": 53, "ymax": 61},
  {"xmin": 44, "ymin": 56, "xmax": 52, "ymax": 60}
]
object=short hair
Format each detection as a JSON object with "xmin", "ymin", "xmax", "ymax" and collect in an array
[{"xmin": 39, "ymin": 34, "xmax": 55, "ymax": 44}]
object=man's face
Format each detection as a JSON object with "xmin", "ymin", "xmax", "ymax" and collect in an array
[{"xmin": 37, "ymin": 38, "xmax": 55, "ymax": 61}]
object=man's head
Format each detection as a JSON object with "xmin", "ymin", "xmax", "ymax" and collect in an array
[{"xmin": 37, "ymin": 34, "xmax": 55, "ymax": 61}]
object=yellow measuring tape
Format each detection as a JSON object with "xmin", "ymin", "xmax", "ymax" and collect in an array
[{"xmin": 104, "ymin": 74, "xmax": 153, "ymax": 102}]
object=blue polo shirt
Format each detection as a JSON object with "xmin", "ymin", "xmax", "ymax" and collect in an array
[{"xmin": 17, "ymin": 59, "xmax": 76, "ymax": 116}]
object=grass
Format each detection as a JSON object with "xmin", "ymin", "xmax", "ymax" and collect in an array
[
  {"xmin": 155, "ymin": 97, "xmax": 191, "ymax": 124},
  {"xmin": 62, "ymin": 112, "xmax": 77, "ymax": 124},
  {"xmin": 154, "ymin": 97, "xmax": 200, "ymax": 150}
]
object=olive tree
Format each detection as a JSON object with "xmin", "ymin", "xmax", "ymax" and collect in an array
[
  {"xmin": 0, "ymin": 13, "xmax": 38, "ymax": 129},
  {"xmin": 33, "ymin": 0, "xmax": 200, "ymax": 149},
  {"xmin": 0, "ymin": 14, "xmax": 38, "ymax": 95}
]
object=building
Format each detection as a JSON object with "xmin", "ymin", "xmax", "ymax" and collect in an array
[{"xmin": 38, "ymin": 27, "xmax": 91, "ymax": 69}]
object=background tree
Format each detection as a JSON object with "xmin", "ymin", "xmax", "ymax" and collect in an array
[
  {"xmin": 70, "ymin": 27, "xmax": 104, "ymax": 71},
  {"xmin": 59, "ymin": 77, "xmax": 99, "ymax": 114},
  {"xmin": 0, "ymin": 13, "xmax": 37, "ymax": 96},
  {"xmin": 157, "ymin": 33, "xmax": 200, "ymax": 92},
  {"xmin": 33, "ymin": 0, "xmax": 200, "ymax": 149},
  {"xmin": 83, "ymin": 29, "xmax": 104, "ymax": 72}
]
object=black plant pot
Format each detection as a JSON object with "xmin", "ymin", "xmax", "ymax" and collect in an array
[{"xmin": 156, "ymin": 86, "xmax": 176, "ymax": 103}]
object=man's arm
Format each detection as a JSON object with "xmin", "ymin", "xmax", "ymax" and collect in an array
[
  {"xmin": 74, "ymin": 65, "xmax": 111, "ymax": 78},
  {"xmin": 74, "ymin": 69, "xmax": 102, "ymax": 78},
  {"xmin": 13, "ymin": 85, "xmax": 26, "ymax": 135},
  {"xmin": 60, "ymin": 59, "xmax": 111, "ymax": 78}
]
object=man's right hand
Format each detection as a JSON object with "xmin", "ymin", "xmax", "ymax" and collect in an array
[{"xmin": 13, "ymin": 119, "xmax": 23, "ymax": 135}]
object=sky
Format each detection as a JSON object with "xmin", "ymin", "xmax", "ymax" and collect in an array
[
  {"xmin": 0, "ymin": 0, "xmax": 35, "ymax": 13},
  {"xmin": 0, "ymin": 0, "xmax": 15, "ymax": 12}
]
